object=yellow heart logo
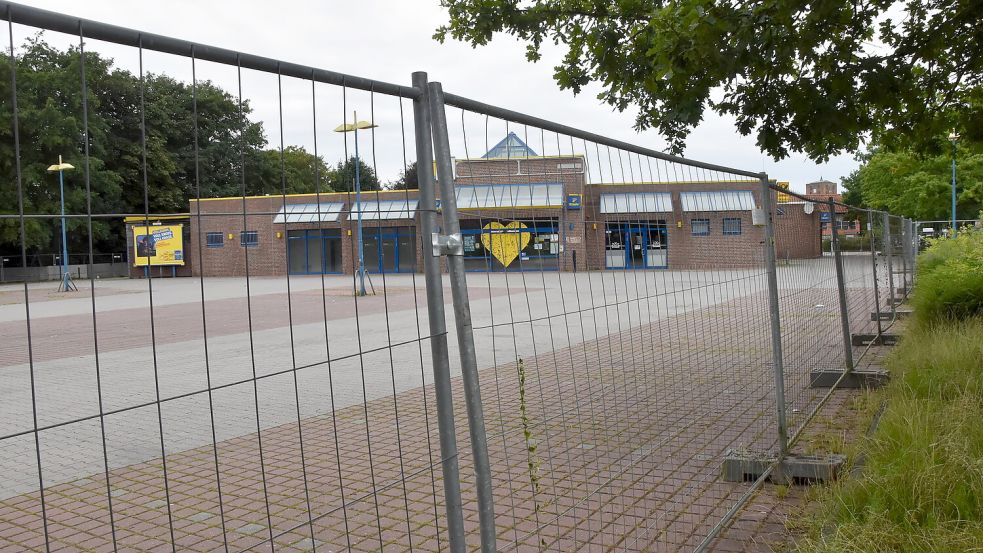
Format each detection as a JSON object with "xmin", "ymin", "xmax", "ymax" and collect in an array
[{"xmin": 480, "ymin": 221, "xmax": 532, "ymax": 267}]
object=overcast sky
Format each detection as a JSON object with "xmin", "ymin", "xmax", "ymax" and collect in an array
[{"xmin": 11, "ymin": 0, "xmax": 859, "ymax": 192}]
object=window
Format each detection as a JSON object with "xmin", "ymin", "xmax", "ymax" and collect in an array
[
  {"xmin": 460, "ymin": 218, "xmax": 559, "ymax": 271},
  {"xmin": 722, "ymin": 218, "xmax": 742, "ymax": 235},
  {"xmin": 240, "ymin": 231, "xmax": 259, "ymax": 247},
  {"xmin": 691, "ymin": 218, "xmax": 710, "ymax": 236},
  {"xmin": 206, "ymin": 232, "xmax": 224, "ymax": 248}
]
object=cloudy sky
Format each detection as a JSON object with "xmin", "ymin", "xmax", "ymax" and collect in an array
[{"xmin": 11, "ymin": 0, "xmax": 859, "ymax": 192}]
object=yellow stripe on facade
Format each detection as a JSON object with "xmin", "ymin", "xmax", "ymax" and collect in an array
[{"xmin": 190, "ymin": 189, "xmax": 420, "ymax": 203}]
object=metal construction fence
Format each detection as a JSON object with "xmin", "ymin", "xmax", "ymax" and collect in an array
[
  {"xmin": 914, "ymin": 219, "xmax": 982, "ymax": 242},
  {"xmin": 0, "ymin": 253, "xmax": 128, "ymax": 283},
  {"xmin": 0, "ymin": 3, "xmax": 918, "ymax": 552}
]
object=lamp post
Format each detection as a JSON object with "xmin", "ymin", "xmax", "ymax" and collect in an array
[
  {"xmin": 948, "ymin": 131, "xmax": 959, "ymax": 237},
  {"xmin": 334, "ymin": 112, "xmax": 377, "ymax": 297},
  {"xmin": 47, "ymin": 155, "xmax": 77, "ymax": 292}
]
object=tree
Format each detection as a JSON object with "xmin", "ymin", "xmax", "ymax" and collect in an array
[
  {"xmin": 851, "ymin": 142, "xmax": 983, "ymax": 221},
  {"xmin": 0, "ymin": 37, "xmax": 126, "ymax": 253},
  {"xmin": 436, "ymin": 0, "xmax": 983, "ymax": 161},
  {"xmin": 0, "ymin": 36, "xmax": 273, "ymax": 256},
  {"xmin": 327, "ymin": 156, "xmax": 380, "ymax": 192},
  {"xmin": 258, "ymin": 146, "xmax": 334, "ymax": 195},
  {"xmin": 389, "ymin": 161, "xmax": 419, "ymax": 190}
]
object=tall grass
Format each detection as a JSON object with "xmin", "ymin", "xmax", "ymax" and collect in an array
[
  {"xmin": 796, "ymin": 319, "xmax": 983, "ymax": 553},
  {"xmin": 796, "ymin": 231, "xmax": 983, "ymax": 553}
]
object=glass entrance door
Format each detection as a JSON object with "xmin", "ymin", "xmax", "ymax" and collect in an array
[
  {"xmin": 362, "ymin": 227, "xmax": 417, "ymax": 273},
  {"xmin": 605, "ymin": 222, "xmax": 668, "ymax": 269},
  {"xmin": 626, "ymin": 225, "xmax": 646, "ymax": 268},
  {"xmin": 287, "ymin": 229, "xmax": 342, "ymax": 274}
]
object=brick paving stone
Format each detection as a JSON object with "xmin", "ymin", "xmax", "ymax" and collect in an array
[{"xmin": 0, "ymin": 261, "xmax": 889, "ymax": 551}]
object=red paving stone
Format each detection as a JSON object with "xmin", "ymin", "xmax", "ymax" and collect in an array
[
  {"xmin": 0, "ymin": 285, "xmax": 506, "ymax": 368},
  {"xmin": 0, "ymin": 280, "xmax": 887, "ymax": 552}
]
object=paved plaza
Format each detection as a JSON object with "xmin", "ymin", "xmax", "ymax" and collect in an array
[{"xmin": 0, "ymin": 255, "xmax": 887, "ymax": 551}]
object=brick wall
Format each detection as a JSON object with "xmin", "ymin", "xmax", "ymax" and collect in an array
[
  {"xmin": 775, "ymin": 203, "xmax": 822, "ymax": 260},
  {"xmin": 174, "ymin": 159, "xmax": 818, "ymax": 277},
  {"xmin": 452, "ymin": 155, "xmax": 588, "ymax": 271},
  {"xmin": 583, "ymin": 181, "xmax": 767, "ymax": 270}
]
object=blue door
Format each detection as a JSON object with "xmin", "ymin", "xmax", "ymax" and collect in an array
[
  {"xmin": 287, "ymin": 229, "xmax": 343, "ymax": 274},
  {"xmin": 362, "ymin": 226, "xmax": 417, "ymax": 273}
]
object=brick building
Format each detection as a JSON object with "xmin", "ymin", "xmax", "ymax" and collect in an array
[
  {"xmin": 802, "ymin": 180, "xmax": 860, "ymax": 238},
  {"xmin": 126, "ymin": 133, "xmax": 821, "ymax": 278}
]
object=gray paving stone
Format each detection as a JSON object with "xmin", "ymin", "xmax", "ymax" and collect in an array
[{"xmin": 235, "ymin": 522, "xmax": 266, "ymax": 535}]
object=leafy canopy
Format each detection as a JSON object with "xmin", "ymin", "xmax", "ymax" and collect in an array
[
  {"xmin": 436, "ymin": 0, "xmax": 983, "ymax": 161},
  {"xmin": 389, "ymin": 161, "xmax": 419, "ymax": 190},
  {"xmin": 0, "ymin": 37, "xmax": 338, "ymax": 256},
  {"xmin": 842, "ymin": 136, "xmax": 983, "ymax": 220},
  {"xmin": 328, "ymin": 157, "xmax": 381, "ymax": 192}
]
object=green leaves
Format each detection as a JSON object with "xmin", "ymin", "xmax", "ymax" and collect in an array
[
  {"xmin": 853, "ymin": 142, "xmax": 983, "ymax": 220},
  {"xmin": 436, "ymin": 0, "xmax": 983, "ymax": 161},
  {"xmin": 0, "ymin": 37, "xmax": 338, "ymax": 256}
]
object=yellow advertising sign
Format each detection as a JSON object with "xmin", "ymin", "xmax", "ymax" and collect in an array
[
  {"xmin": 776, "ymin": 181, "xmax": 793, "ymax": 203},
  {"xmin": 132, "ymin": 224, "xmax": 184, "ymax": 266}
]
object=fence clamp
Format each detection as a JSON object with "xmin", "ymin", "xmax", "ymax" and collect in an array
[{"xmin": 432, "ymin": 232, "xmax": 464, "ymax": 257}]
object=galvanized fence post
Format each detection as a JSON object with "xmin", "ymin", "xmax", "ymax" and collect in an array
[
  {"xmin": 759, "ymin": 176, "xmax": 788, "ymax": 458},
  {"xmin": 868, "ymin": 210, "xmax": 883, "ymax": 337},
  {"xmin": 899, "ymin": 217, "xmax": 910, "ymax": 297},
  {"xmin": 410, "ymin": 71, "xmax": 468, "ymax": 553},
  {"xmin": 882, "ymin": 212, "xmax": 896, "ymax": 315},
  {"xmin": 911, "ymin": 219, "xmax": 918, "ymax": 272},
  {"xmin": 910, "ymin": 219, "xmax": 918, "ymax": 283},
  {"xmin": 427, "ymin": 80, "xmax": 497, "ymax": 553},
  {"xmin": 828, "ymin": 199, "xmax": 854, "ymax": 371}
]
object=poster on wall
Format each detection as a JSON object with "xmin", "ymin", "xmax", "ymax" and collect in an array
[{"xmin": 132, "ymin": 225, "xmax": 184, "ymax": 266}]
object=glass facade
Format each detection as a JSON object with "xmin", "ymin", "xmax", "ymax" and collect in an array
[
  {"xmin": 287, "ymin": 229, "xmax": 343, "ymax": 274},
  {"xmin": 460, "ymin": 218, "xmax": 560, "ymax": 271},
  {"xmin": 605, "ymin": 222, "xmax": 668, "ymax": 269},
  {"xmin": 361, "ymin": 226, "xmax": 417, "ymax": 273}
]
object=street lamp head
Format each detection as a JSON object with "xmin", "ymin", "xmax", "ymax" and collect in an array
[
  {"xmin": 47, "ymin": 155, "xmax": 74, "ymax": 172},
  {"xmin": 47, "ymin": 162, "xmax": 75, "ymax": 172},
  {"xmin": 333, "ymin": 120, "xmax": 378, "ymax": 133}
]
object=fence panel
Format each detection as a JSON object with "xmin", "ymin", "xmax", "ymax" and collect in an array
[
  {"xmin": 0, "ymin": 3, "xmax": 919, "ymax": 552},
  {"xmin": 429, "ymin": 90, "xmax": 789, "ymax": 550},
  {"xmin": 0, "ymin": 7, "xmax": 457, "ymax": 553}
]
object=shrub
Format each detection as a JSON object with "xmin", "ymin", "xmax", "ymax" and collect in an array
[
  {"xmin": 912, "ymin": 229, "xmax": 983, "ymax": 325},
  {"xmin": 822, "ymin": 234, "xmax": 874, "ymax": 253}
]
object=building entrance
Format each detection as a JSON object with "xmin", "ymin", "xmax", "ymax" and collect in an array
[
  {"xmin": 361, "ymin": 226, "xmax": 417, "ymax": 273},
  {"xmin": 287, "ymin": 229, "xmax": 343, "ymax": 274},
  {"xmin": 604, "ymin": 222, "xmax": 668, "ymax": 269}
]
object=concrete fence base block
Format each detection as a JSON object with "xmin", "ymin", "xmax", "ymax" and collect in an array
[
  {"xmin": 870, "ymin": 309, "xmax": 912, "ymax": 321},
  {"xmin": 810, "ymin": 368, "xmax": 889, "ymax": 389},
  {"xmin": 852, "ymin": 333, "xmax": 899, "ymax": 346},
  {"xmin": 722, "ymin": 451, "xmax": 846, "ymax": 484}
]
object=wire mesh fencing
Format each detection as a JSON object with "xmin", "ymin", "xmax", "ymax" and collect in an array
[
  {"xmin": 427, "ymin": 96, "xmax": 782, "ymax": 551},
  {"xmin": 0, "ymin": 3, "xmax": 920, "ymax": 553},
  {"xmin": 0, "ymin": 6, "xmax": 455, "ymax": 553}
]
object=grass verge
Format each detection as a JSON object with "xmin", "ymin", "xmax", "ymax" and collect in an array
[{"xmin": 794, "ymin": 317, "xmax": 983, "ymax": 552}]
